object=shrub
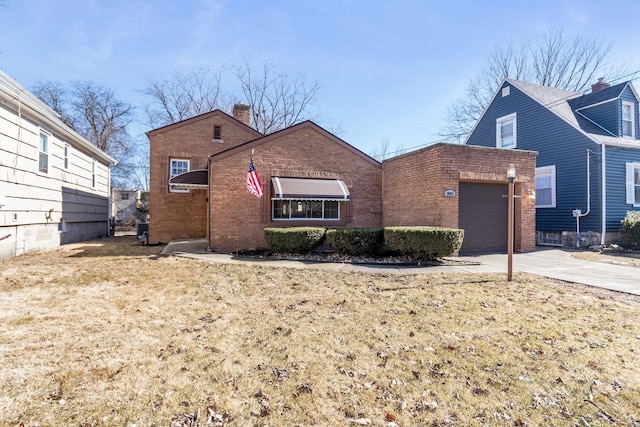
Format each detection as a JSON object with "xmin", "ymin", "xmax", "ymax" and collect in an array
[
  {"xmin": 264, "ymin": 227, "xmax": 326, "ymax": 253},
  {"xmin": 383, "ymin": 226, "xmax": 464, "ymax": 260},
  {"xmin": 619, "ymin": 210, "xmax": 640, "ymax": 249},
  {"xmin": 325, "ymin": 228, "xmax": 384, "ymax": 256}
]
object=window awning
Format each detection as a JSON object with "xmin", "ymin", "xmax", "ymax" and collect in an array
[
  {"xmin": 169, "ymin": 169, "xmax": 208, "ymax": 189},
  {"xmin": 271, "ymin": 177, "xmax": 350, "ymax": 201}
]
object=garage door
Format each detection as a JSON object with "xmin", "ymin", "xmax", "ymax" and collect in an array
[{"xmin": 458, "ymin": 182, "xmax": 508, "ymax": 254}]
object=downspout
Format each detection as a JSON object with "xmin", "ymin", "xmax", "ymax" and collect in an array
[
  {"xmin": 601, "ymin": 144, "xmax": 607, "ymax": 246},
  {"xmin": 574, "ymin": 149, "xmax": 592, "ymax": 247},
  {"xmin": 207, "ymin": 155, "xmax": 212, "ymax": 252}
]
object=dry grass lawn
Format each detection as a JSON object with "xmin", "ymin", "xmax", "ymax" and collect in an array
[{"xmin": 1, "ymin": 236, "xmax": 639, "ymax": 427}]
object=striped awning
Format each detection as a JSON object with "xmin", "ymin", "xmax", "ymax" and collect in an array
[
  {"xmin": 271, "ymin": 177, "xmax": 350, "ymax": 201},
  {"xmin": 169, "ymin": 169, "xmax": 208, "ymax": 189}
]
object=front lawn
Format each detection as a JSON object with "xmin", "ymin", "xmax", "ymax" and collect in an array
[{"xmin": 1, "ymin": 236, "xmax": 639, "ymax": 426}]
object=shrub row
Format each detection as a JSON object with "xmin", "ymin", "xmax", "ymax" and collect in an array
[
  {"xmin": 263, "ymin": 226, "xmax": 464, "ymax": 260},
  {"xmin": 619, "ymin": 210, "xmax": 640, "ymax": 249}
]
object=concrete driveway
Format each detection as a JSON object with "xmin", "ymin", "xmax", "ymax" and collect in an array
[
  {"xmin": 465, "ymin": 249, "xmax": 640, "ymax": 295},
  {"xmin": 162, "ymin": 240, "xmax": 640, "ymax": 296}
]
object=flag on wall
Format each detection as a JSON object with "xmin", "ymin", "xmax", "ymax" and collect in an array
[{"xmin": 246, "ymin": 152, "xmax": 263, "ymax": 197}]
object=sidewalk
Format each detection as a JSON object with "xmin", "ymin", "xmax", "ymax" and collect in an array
[{"xmin": 161, "ymin": 240, "xmax": 640, "ymax": 296}]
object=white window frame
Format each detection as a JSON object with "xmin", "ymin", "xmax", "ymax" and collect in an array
[
  {"xmin": 496, "ymin": 113, "xmax": 517, "ymax": 149},
  {"xmin": 169, "ymin": 158, "xmax": 190, "ymax": 193},
  {"xmin": 272, "ymin": 199, "xmax": 340, "ymax": 221},
  {"xmin": 535, "ymin": 165, "xmax": 556, "ymax": 208},
  {"xmin": 38, "ymin": 131, "xmax": 50, "ymax": 174},
  {"xmin": 626, "ymin": 162, "xmax": 640, "ymax": 207},
  {"xmin": 622, "ymin": 101, "xmax": 635, "ymax": 138}
]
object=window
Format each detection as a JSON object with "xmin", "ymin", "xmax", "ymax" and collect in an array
[
  {"xmin": 91, "ymin": 159, "xmax": 96, "ymax": 188},
  {"xmin": 169, "ymin": 159, "xmax": 190, "ymax": 193},
  {"xmin": 39, "ymin": 132, "xmax": 49, "ymax": 173},
  {"xmin": 272, "ymin": 200, "xmax": 340, "ymax": 220},
  {"xmin": 64, "ymin": 143, "xmax": 70, "ymax": 169},
  {"xmin": 622, "ymin": 101, "xmax": 635, "ymax": 138},
  {"xmin": 213, "ymin": 125, "xmax": 222, "ymax": 141},
  {"xmin": 496, "ymin": 113, "xmax": 517, "ymax": 149},
  {"xmin": 536, "ymin": 165, "xmax": 556, "ymax": 208},
  {"xmin": 626, "ymin": 162, "xmax": 640, "ymax": 206}
]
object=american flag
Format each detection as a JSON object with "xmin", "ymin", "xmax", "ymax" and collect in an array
[{"xmin": 246, "ymin": 154, "xmax": 263, "ymax": 197}]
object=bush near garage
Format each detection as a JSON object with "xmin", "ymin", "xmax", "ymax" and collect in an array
[
  {"xmin": 264, "ymin": 227, "xmax": 326, "ymax": 253},
  {"xmin": 383, "ymin": 226, "xmax": 464, "ymax": 260},
  {"xmin": 325, "ymin": 228, "xmax": 384, "ymax": 256},
  {"xmin": 619, "ymin": 210, "xmax": 640, "ymax": 249}
]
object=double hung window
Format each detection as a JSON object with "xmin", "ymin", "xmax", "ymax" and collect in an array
[
  {"xmin": 496, "ymin": 113, "xmax": 517, "ymax": 149},
  {"xmin": 536, "ymin": 165, "xmax": 556, "ymax": 208}
]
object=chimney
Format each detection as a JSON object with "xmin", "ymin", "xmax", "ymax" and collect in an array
[
  {"xmin": 591, "ymin": 77, "xmax": 610, "ymax": 93},
  {"xmin": 232, "ymin": 102, "xmax": 251, "ymax": 127}
]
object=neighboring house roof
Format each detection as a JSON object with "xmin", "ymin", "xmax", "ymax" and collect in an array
[
  {"xmin": 210, "ymin": 120, "xmax": 382, "ymax": 167},
  {"xmin": 504, "ymin": 78, "xmax": 640, "ymax": 149},
  {"xmin": 146, "ymin": 109, "xmax": 263, "ymax": 138},
  {"xmin": 0, "ymin": 70, "xmax": 118, "ymax": 166}
]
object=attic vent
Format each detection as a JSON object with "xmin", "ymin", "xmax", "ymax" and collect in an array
[
  {"xmin": 502, "ymin": 86, "xmax": 511, "ymax": 97},
  {"xmin": 213, "ymin": 125, "xmax": 223, "ymax": 142}
]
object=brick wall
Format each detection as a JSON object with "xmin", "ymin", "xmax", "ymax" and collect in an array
[
  {"xmin": 383, "ymin": 143, "xmax": 537, "ymax": 252},
  {"xmin": 148, "ymin": 111, "xmax": 261, "ymax": 244},
  {"xmin": 208, "ymin": 123, "xmax": 382, "ymax": 252}
]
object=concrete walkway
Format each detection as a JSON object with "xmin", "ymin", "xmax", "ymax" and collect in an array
[{"xmin": 161, "ymin": 240, "xmax": 640, "ymax": 296}]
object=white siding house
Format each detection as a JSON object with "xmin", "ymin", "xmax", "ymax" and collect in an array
[{"xmin": 0, "ymin": 70, "xmax": 117, "ymax": 259}]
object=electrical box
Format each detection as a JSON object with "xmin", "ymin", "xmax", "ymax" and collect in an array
[{"xmin": 572, "ymin": 209, "xmax": 582, "ymax": 217}]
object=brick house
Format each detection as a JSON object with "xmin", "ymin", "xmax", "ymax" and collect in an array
[
  {"xmin": 148, "ymin": 105, "xmax": 382, "ymax": 251},
  {"xmin": 148, "ymin": 105, "xmax": 537, "ymax": 254}
]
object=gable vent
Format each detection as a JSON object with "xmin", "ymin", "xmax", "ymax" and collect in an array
[{"xmin": 502, "ymin": 86, "xmax": 511, "ymax": 97}]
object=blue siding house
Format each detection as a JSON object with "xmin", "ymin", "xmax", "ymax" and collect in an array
[{"xmin": 466, "ymin": 78, "xmax": 640, "ymax": 246}]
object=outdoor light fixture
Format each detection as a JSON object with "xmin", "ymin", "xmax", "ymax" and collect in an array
[{"xmin": 507, "ymin": 164, "xmax": 516, "ymax": 281}]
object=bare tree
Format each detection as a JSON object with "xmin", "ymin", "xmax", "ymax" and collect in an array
[
  {"xmin": 31, "ymin": 80, "xmax": 75, "ymax": 128},
  {"xmin": 143, "ymin": 67, "xmax": 231, "ymax": 128},
  {"xmin": 232, "ymin": 61, "xmax": 321, "ymax": 134},
  {"xmin": 440, "ymin": 29, "xmax": 623, "ymax": 143},
  {"xmin": 142, "ymin": 62, "xmax": 321, "ymax": 135},
  {"xmin": 31, "ymin": 80, "xmax": 135, "ymax": 188}
]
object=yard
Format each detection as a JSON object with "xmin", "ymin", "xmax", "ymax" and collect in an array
[{"xmin": 1, "ymin": 236, "xmax": 639, "ymax": 426}]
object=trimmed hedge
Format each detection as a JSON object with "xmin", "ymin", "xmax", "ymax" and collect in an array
[
  {"xmin": 383, "ymin": 226, "xmax": 464, "ymax": 260},
  {"xmin": 264, "ymin": 227, "xmax": 326, "ymax": 253},
  {"xmin": 619, "ymin": 210, "xmax": 640, "ymax": 249},
  {"xmin": 325, "ymin": 228, "xmax": 384, "ymax": 256}
]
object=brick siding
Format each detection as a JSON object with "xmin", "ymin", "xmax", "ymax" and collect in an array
[
  {"xmin": 383, "ymin": 143, "xmax": 537, "ymax": 252},
  {"xmin": 148, "ymin": 111, "xmax": 261, "ymax": 244},
  {"xmin": 209, "ymin": 125, "xmax": 382, "ymax": 251}
]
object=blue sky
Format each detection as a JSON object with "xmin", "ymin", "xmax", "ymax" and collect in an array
[{"xmin": 1, "ymin": 0, "xmax": 640, "ymax": 156}]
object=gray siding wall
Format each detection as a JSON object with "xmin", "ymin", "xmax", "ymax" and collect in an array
[
  {"xmin": 466, "ymin": 82, "xmax": 602, "ymax": 232},
  {"xmin": 605, "ymin": 146, "xmax": 640, "ymax": 232}
]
